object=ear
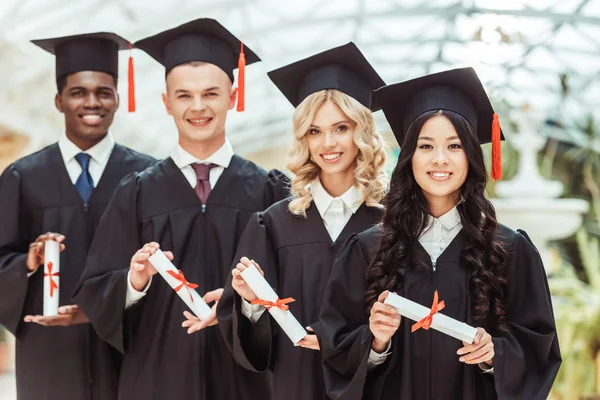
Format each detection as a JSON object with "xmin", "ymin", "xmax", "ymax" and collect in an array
[
  {"xmin": 228, "ymin": 87, "xmax": 238, "ymax": 110},
  {"xmin": 115, "ymin": 93, "xmax": 120, "ymax": 110},
  {"xmin": 162, "ymin": 92, "xmax": 173, "ymax": 116},
  {"xmin": 54, "ymin": 93, "xmax": 64, "ymax": 114}
]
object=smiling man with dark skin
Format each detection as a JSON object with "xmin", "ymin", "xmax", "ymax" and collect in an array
[{"xmin": 0, "ymin": 33, "xmax": 155, "ymax": 400}]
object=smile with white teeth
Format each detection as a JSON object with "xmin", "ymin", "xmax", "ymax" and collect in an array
[
  {"xmin": 80, "ymin": 115, "xmax": 103, "ymax": 125},
  {"xmin": 187, "ymin": 117, "xmax": 211, "ymax": 125},
  {"xmin": 322, "ymin": 153, "xmax": 341, "ymax": 161},
  {"xmin": 428, "ymin": 171, "xmax": 452, "ymax": 180}
]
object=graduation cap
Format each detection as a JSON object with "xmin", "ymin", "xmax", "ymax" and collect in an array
[
  {"xmin": 134, "ymin": 18, "xmax": 261, "ymax": 112},
  {"xmin": 32, "ymin": 32, "xmax": 137, "ymax": 112},
  {"xmin": 267, "ymin": 42, "xmax": 385, "ymax": 111},
  {"xmin": 374, "ymin": 67, "xmax": 504, "ymax": 180}
]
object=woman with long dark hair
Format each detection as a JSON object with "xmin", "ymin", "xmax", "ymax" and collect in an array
[{"xmin": 319, "ymin": 67, "xmax": 560, "ymax": 400}]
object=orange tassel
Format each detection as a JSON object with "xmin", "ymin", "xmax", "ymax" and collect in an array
[
  {"xmin": 491, "ymin": 113, "xmax": 502, "ymax": 180},
  {"xmin": 237, "ymin": 42, "xmax": 246, "ymax": 112},
  {"xmin": 128, "ymin": 44, "xmax": 136, "ymax": 113}
]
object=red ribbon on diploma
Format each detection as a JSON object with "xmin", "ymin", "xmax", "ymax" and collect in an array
[
  {"xmin": 44, "ymin": 261, "xmax": 59, "ymax": 298},
  {"xmin": 251, "ymin": 297, "xmax": 295, "ymax": 311},
  {"xmin": 167, "ymin": 270, "xmax": 198, "ymax": 302},
  {"xmin": 411, "ymin": 290, "xmax": 446, "ymax": 332}
]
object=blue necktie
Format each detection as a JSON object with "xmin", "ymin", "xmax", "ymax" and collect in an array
[{"xmin": 74, "ymin": 153, "xmax": 94, "ymax": 203}]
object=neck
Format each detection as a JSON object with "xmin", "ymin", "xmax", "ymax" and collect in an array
[
  {"xmin": 65, "ymin": 131, "xmax": 106, "ymax": 151},
  {"xmin": 179, "ymin": 134, "xmax": 225, "ymax": 161},
  {"xmin": 319, "ymin": 170, "xmax": 355, "ymax": 198},
  {"xmin": 425, "ymin": 191, "xmax": 460, "ymax": 218}
]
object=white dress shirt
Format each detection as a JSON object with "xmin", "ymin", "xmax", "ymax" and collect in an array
[
  {"xmin": 240, "ymin": 179, "xmax": 364, "ymax": 323},
  {"xmin": 124, "ymin": 140, "xmax": 235, "ymax": 309},
  {"xmin": 368, "ymin": 204, "xmax": 493, "ymax": 373},
  {"xmin": 28, "ymin": 132, "xmax": 115, "ymax": 278},
  {"xmin": 58, "ymin": 131, "xmax": 115, "ymax": 185}
]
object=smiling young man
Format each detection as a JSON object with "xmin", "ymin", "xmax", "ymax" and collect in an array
[
  {"xmin": 0, "ymin": 33, "xmax": 155, "ymax": 400},
  {"xmin": 72, "ymin": 19, "xmax": 289, "ymax": 399}
]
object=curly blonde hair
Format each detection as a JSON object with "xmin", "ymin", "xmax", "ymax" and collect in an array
[{"xmin": 286, "ymin": 89, "xmax": 388, "ymax": 217}]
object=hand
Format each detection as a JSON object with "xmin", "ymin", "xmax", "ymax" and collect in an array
[
  {"xmin": 181, "ymin": 288, "xmax": 224, "ymax": 334},
  {"xmin": 297, "ymin": 326, "xmax": 320, "ymax": 350},
  {"xmin": 130, "ymin": 242, "xmax": 173, "ymax": 291},
  {"xmin": 23, "ymin": 305, "xmax": 89, "ymax": 326},
  {"xmin": 26, "ymin": 233, "xmax": 66, "ymax": 272},
  {"xmin": 457, "ymin": 327, "xmax": 494, "ymax": 366},
  {"xmin": 231, "ymin": 256, "xmax": 262, "ymax": 302},
  {"xmin": 369, "ymin": 291, "xmax": 401, "ymax": 353}
]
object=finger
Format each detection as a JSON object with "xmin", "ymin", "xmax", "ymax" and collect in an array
[
  {"xmin": 239, "ymin": 257, "xmax": 253, "ymax": 267},
  {"xmin": 58, "ymin": 305, "xmax": 78, "ymax": 315},
  {"xmin": 133, "ymin": 252, "xmax": 151, "ymax": 262},
  {"xmin": 463, "ymin": 351, "xmax": 494, "ymax": 365},
  {"xmin": 377, "ymin": 290, "xmax": 390, "ymax": 303},
  {"xmin": 163, "ymin": 251, "xmax": 174, "ymax": 260},
  {"xmin": 371, "ymin": 302, "xmax": 397, "ymax": 315},
  {"xmin": 59, "ymin": 244, "xmax": 66, "ymax": 252},
  {"xmin": 249, "ymin": 260, "xmax": 263, "ymax": 274},
  {"xmin": 235, "ymin": 264, "xmax": 248, "ymax": 273},
  {"xmin": 55, "ymin": 234, "xmax": 66, "ymax": 243},
  {"xmin": 23, "ymin": 315, "xmax": 36, "ymax": 323},
  {"xmin": 460, "ymin": 343, "xmax": 494, "ymax": 363},
  {"xmin": 203, "ymin": 289, "xmax": 223, "ymax": 304},
  {"xmin": 473, "ymin": 327, "xmax": 485, "ymax": 345},
  {"xmin": 306, "ymin": 326, "xmax": 314, "ymax": 332},
  {"xmin": 188, "ymin": 320, "xmax": 209, "ymax": 334},
  {"xmin": 133, "ymin": 263, "xmax": 146, "ymax": 271}
]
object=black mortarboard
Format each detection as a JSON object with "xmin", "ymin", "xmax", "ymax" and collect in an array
[
  {"xmin": 267, "ymin": 42, "xmax": 385, "ymax": 111},
  {"xmin": 32, "ymin": 32, "xmax": 130, "ymax": 80},
  {"xmin": 32, "ymin": 32, "xmax": 137, "ymax": 112},
  {"xmin": 375, "ymin": 67, "xmax": 504, "ymax": 179},
  {"xmin": 135, "ymin": 18, "xmax": 260, "ymax": 111}
]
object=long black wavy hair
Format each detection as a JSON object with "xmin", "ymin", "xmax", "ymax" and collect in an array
[{"xmin": 365, "ymin": 109, "xmax": 509, "ymax": 330}]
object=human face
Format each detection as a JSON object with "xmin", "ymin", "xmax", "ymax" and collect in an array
[
  {"xmin": 163, "ymin": 63, "xmax": 236, "ymax": 156},
  {"xmin": 55, "ymin": 71, "xmax": 118, "ymax": 149},
  {"xmin": 412, "ymin": 114, "xmax": 468, "ymax": 206},
  {"xmin": 305, "ymin": 100, "xmax": 359, "ymax": 186}
]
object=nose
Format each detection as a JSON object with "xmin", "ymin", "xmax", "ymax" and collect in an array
[
  {"xmin": 83, "ymin": 93, "xmax": 101, "ymax": 108},
  {"xmin": 191, "ymin": 95, "xmax": 207, "ymax": 111},
  {"xmin": 323, "ymin": 131, "xmax": 337, "ymax": 148},
  {"xmin": 432, "ymin": 147, "xmax": 449, "ymax": 166}
]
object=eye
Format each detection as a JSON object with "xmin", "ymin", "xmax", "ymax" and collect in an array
[
  {"xmin": 99, "ymin": 90, "xmax": 113, "ymax": 97},
  {"xmin": 418, "ymin": 144, "xmax": 433, "ymax": 149},
  {"xmin": 308, "ymin": 128, "xmax": 320, "ymax": 135},
  {"xmin": 178, "ymin": 94, "xmax": 190, "ymax": 99},
  {"xmin": 204, "ymin": 92, "xmax": 218, "ymax": 98},
  {"xmin": 448, "ymin": 143, "xmax": 463, "ymax": 150},
  {"xmin": 70, "ymin": 90, "xmax": 83, "ymax": 97},
  {"xmin": 336, "ymin": 125, "xmax": 348, "ymax": 132}
]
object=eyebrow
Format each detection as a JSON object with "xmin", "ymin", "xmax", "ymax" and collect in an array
[
  {"xmin": 418, "ymin": 135, "xmax": 460, "ymax": 141},
  {"xmin": 310, "ymin": 120, "xmax": 350, "ymax": 129},
  {"xmin": 68, "ymin": 86, "xmax": 114, "ymax": 92}
]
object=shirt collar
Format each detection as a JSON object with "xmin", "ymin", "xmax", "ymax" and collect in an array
[
  {"xmin": 58, "ymin": 131, "xmax": 115, "ymax": 165},
  {"xmin": 170, "ymin": 139, "xmax": 234, "ymax": 170},
  {"xmin": 310, "ymin": 178, "xmax": 363, "ymax": 216},
  {"xmin": 426, "ymin": 200, "xmax": 463, "ymax": 231}
]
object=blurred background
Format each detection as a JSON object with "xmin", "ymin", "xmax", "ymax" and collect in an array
[{"xmin": 0, "ymin": 0, "xmax": 599, "ymax": 398}]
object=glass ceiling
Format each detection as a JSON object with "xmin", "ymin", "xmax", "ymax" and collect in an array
[{"xmin": 0, "ymin": 0, "xmax": 599, "ymax": 157}]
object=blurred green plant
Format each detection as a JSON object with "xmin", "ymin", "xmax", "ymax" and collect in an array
[{"xmin": 549, "ymin": 229, "xmax": 600, "ymax": 399}]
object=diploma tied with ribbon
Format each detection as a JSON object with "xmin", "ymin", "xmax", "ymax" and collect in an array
[
  {"xmin": 43, "ymin": 240, "xmax": 60, "ymax": 316},
  {"xmin": 241, "ymin": 264, "xmax": 307, "ymax": 344},
  {"xmin": 148, "ymin": 249, "xmax": 213, "ymax": 320},
  {"xmin": 384, "ymin": 291, "xmax": 477, "ymax": 344}
]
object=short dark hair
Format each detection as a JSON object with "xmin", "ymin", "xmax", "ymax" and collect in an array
[{"xmin": 56, "ymin": 73, "xmax": 118, "ymax": 94}]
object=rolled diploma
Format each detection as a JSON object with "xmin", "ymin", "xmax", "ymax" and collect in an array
[
  {"xmin": 241, "ymin": 264, "xmax": 307, "ymax": 344},
  {"xmin": 43, "ymin": 240, "xmax": 60, "ymax": 316},
  {"xmin": 384, "ymin": 292, "xmax": 477, "ymax": 344},
  {"xmin": 148, "ymin": 249, "xmax": 213, "ymax": 320}
]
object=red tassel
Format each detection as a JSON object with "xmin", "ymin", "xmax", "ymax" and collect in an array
[
  {"xmin": 491, "ymin": 113, "xmax": 502, "ymax": 180},
  {"xmin": 237, "ymin": 42, "xmax": 246, "ymax": 112},
  {"xmin": 128, "ymin": 44, "xmax": 136, "ymax": 113}
]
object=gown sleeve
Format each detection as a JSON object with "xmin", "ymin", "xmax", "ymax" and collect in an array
[
  {"xmin": 319, "ymin": 233, "xmax": 378, "ymax": 400},
  {"xmin": 72, "ymin": 173, "xmax": 143, "ymax": 354},
  {"xmin": 0, "ymin": 166, "xmax": 29, "ymax": 335},
  {"xmin": 490, "ymin": 229, "xmax": 561, "ymax": 399},
  {"xmin": 216, "ymin": 212, "xmax": 279, "ymax": 372},
  {"xmin": 263, "ymin": 169, "xmax": 290, "ymax": 205}
]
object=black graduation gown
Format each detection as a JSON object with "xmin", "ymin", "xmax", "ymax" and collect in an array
[
  {"xmin": 319, "ymin": 224, "xmax": 561, "ymax": 400},
  {"xmin": 72, "ymin": 155, "xmax": 289, "ymax": 400},
  {"xmin": 216, "ymin": 199, "xmax": 383, "ymax": 400},
  {"xmin": 0, "ymin": 143, "xmax": 155, "ymax": 400}
]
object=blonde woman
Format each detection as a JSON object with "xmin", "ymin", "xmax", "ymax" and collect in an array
[{"xmin": 211, "ymin": 43, "xmax": 387, "ymax": 400}]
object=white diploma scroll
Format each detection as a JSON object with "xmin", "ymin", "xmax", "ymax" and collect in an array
[
  {"xmin": 148, "ymin": 249, "xmax": 213, "ymax": 320},
  {"xmin": 43, "ymin": 240, "xmax": 60, "ymax": 316},
  {"xmin": 241, "ymin": 264, "xmax": 307, "ymax": 344},
  {"xmin": 384, "ymin": 292, "xmax": 477, "ymax": 344}
]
